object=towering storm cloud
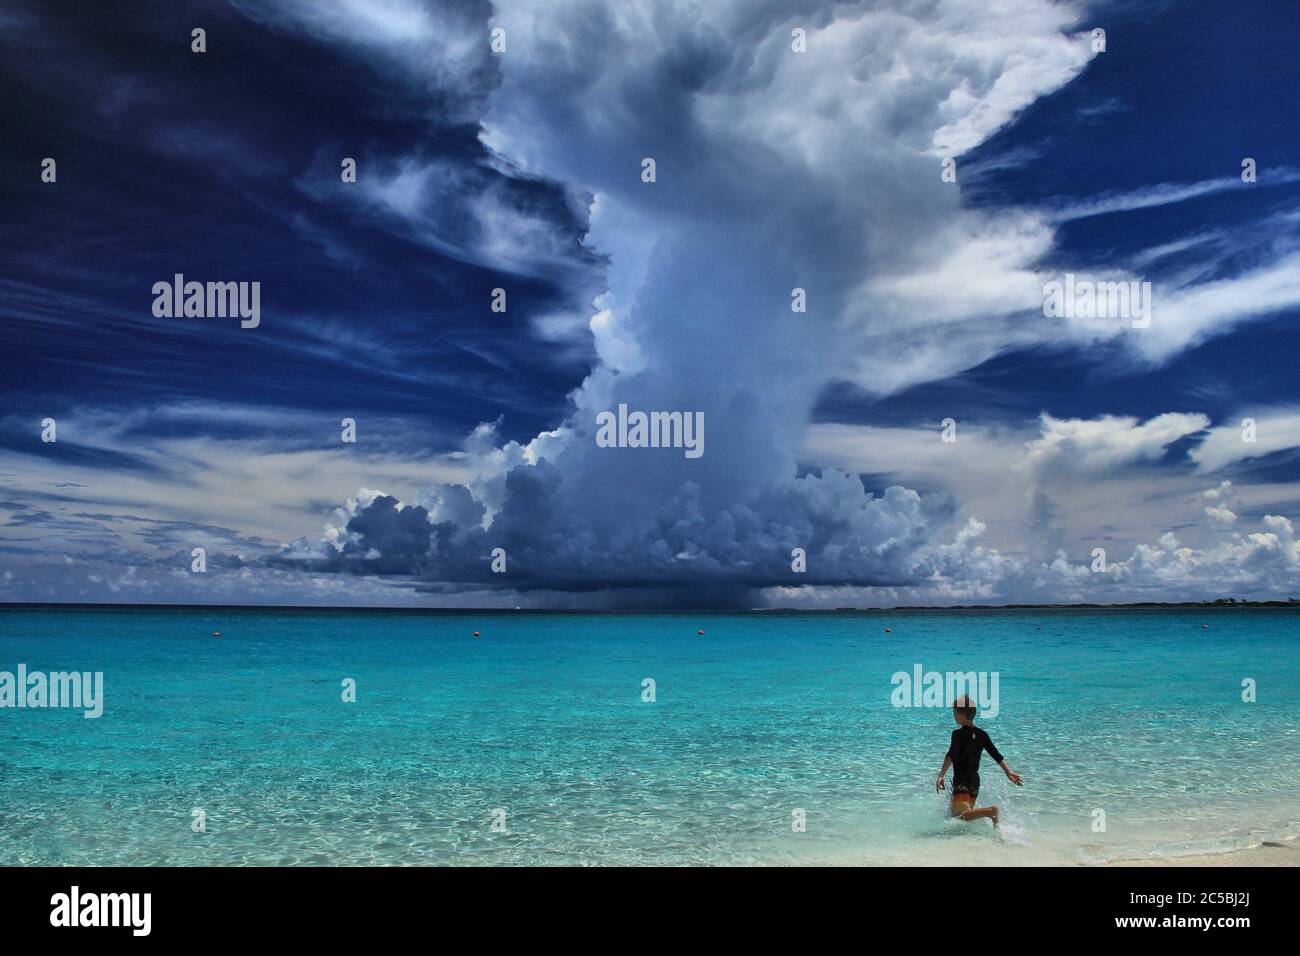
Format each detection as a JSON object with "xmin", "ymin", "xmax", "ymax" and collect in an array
[{"xmin": 273, "ymin": 0, "xmax": 1102, "ymax": 603}]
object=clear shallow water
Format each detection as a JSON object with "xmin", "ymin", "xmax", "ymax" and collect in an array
[{"xmin": 0, "ymin": 607, "xmax": 1296, "ymax": 866}]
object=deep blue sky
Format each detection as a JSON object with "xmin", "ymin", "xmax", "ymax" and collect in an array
[{"xmin": 1, "ymin": 0, "xmax": 593, "ymax": 446}]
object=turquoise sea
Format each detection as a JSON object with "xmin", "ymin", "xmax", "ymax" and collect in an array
[{"xmin": 1, "ymin": 607, "xmax": 1297, "ymax": 866}]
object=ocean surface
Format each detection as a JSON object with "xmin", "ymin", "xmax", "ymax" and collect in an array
[{"xmin": 1, "ymin": 606, "xmax": 1297, "ymax": 866}]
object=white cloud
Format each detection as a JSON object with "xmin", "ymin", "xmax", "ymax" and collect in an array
[
  {"xmin": 803, "ymin": 413, "xmax": 1300, "ymax": 583},
  {"xmin": 1136, "ymin": 252, "xmax": 1300, "ymax": 360},
  {"xmin": 1019, "ymin": 412, "xmax": 1209, "ymax": 474},
  {"xmin": 0, "ymin": 402, "xmax": 470, "ymax": 553},
  {"xmin": 1191, "ymin": 407, "xmax": 1300, "ymax": 472},
  {"xmin": 300, "ymin": 154, "xmax": 593, "ymax": 281},
  {"xmin": 1044, "ymin": 169, "xmax": 1300, "ymax": 223}
]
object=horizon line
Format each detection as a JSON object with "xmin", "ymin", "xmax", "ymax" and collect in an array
[{"xmin": 1, "ymin": 599, "xmax": 1298, "ymax": 614}]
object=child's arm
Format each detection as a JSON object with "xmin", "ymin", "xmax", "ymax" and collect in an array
[
  {"xmin": 984, "ymin": 732, "xmax": 1023, "ymax": 786},
  {"xmin": 997, "ymin": 758, "xmax": 1023, "ymax": 787},
  {"xmin": 935, "ymin": 754, "xmax": 952, "ymax": 791}
]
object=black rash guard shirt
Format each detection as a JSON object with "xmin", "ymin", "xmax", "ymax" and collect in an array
[{"xmin": 947, "ymin": 725, "xmax": 1003, "ymax": 791}]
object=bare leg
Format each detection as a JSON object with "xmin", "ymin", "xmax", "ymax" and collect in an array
[{"xmin": 959, "ymin": 804, "xmax": 999, "ymax": 826}]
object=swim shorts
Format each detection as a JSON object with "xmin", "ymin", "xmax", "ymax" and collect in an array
[{"xmin": 951, "ymin": 773, "xmax": 980, "ymax": 800}]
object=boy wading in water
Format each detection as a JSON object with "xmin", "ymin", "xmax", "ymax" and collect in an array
[{"xmin": 935, "ymin": 695, "xmax": 1022, "ymax": 825}]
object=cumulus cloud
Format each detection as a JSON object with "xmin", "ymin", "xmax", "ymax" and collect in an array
[
  {"xmin": 1054, "ymin": 512, "xmax": 1300, "ymax": 600},
  {"xmin": 1202, "ymin": 480, "xmax": 1237, "ymax": 527},
  {"xmin": 276, "ymin": 423, "xmax": 984, "ymax": 602},
  {"xmin": 804, "ymin": 411, "xmax": 1289, "ymax": 575},
  {"xmin": 754, "ymin": 502, "xmax": 1300, "ymax": 607}
]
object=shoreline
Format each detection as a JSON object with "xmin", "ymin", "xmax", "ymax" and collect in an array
[{"xmin": 1103, "ymin": 837, "xmax": 1299, "ymax": 867}]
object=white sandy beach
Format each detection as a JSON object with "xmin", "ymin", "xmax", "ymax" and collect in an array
[{"xmin": 1106, "ymin": 837, "xmax": 1299, "ymax": 867}]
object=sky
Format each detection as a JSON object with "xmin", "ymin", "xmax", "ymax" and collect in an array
[{"xmin": 2, "ymin": 0, "xmax": 1300, "ymax": 608}]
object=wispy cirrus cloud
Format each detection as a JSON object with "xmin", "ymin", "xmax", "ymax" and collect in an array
[{"xmin": 1042, "ymin": 169, "xmax": 1300, "ymax": 223}]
